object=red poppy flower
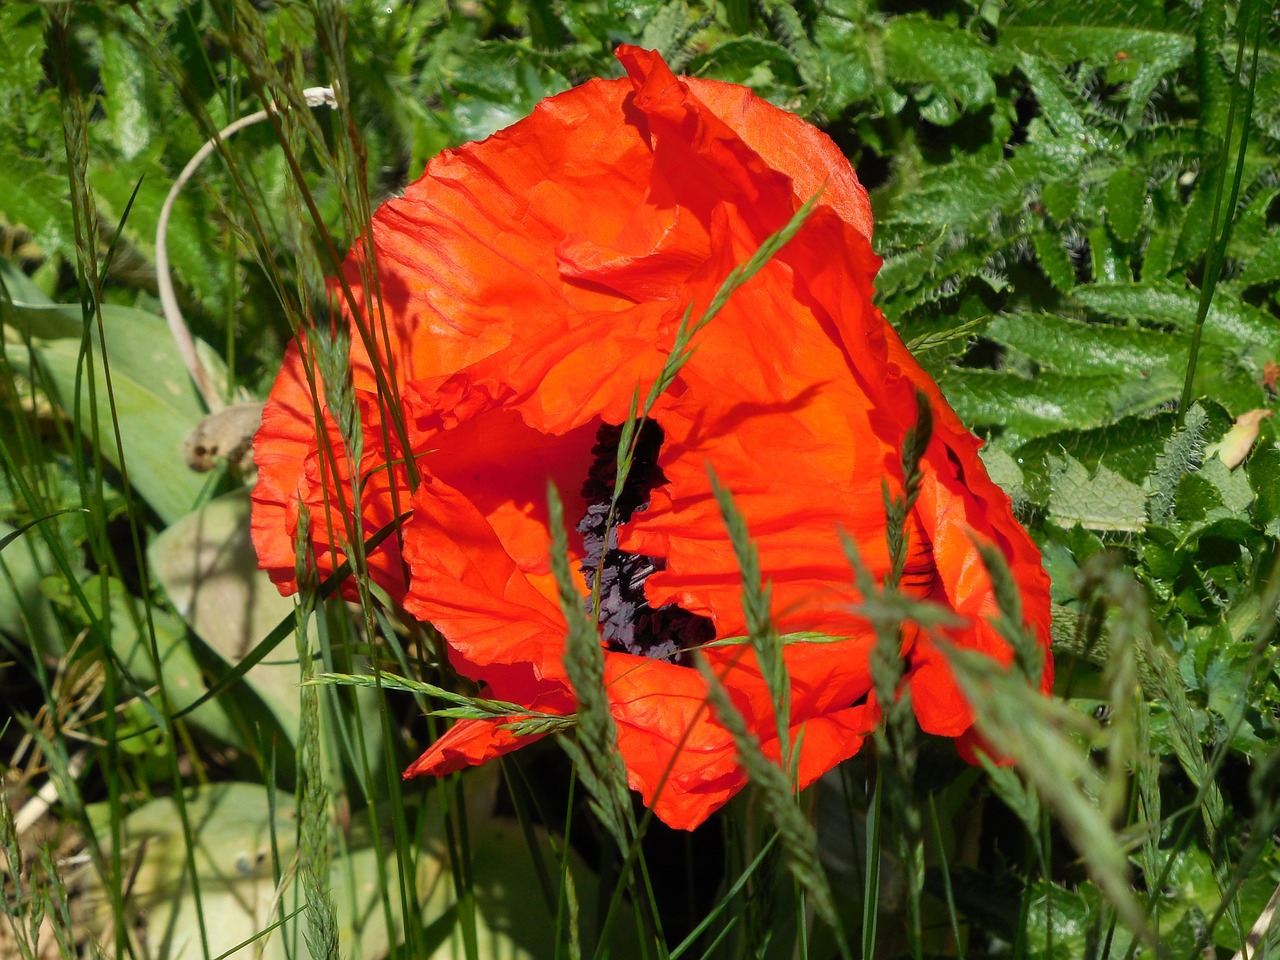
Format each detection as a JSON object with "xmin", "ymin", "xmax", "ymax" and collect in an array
[{"xmin": 251, "ymin": 46, "xmax": 1053, "ymax": 831}]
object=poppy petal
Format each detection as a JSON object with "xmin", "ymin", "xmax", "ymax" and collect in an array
[
  {"xmin": 404, "ymin": 717, "xmax": 546, "ymax": 778},
  {"xmin": 253, "ymin": 45, "xmax": 1054, "ymax": 833}
]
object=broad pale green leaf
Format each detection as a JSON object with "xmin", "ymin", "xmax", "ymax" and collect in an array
[
  {"xmin": 4, "ymin": 302, "xmax": 213, "ymax": 524},
  {"xmin": 40, "ymin": 574, "xmax": 245, "ymax": 748},
  {"xmin": 83, "ymin": 775, "xmax": 638, "ymax": 960},
  {"xmin": 149, "ymin": 489, "xmax": 303, "ymax": 745},
  {"xmin": 0, "ymin": 256, "xmax": 54, "ymax": 304},
  {"xmin": 0, "ymin": 520, "xmax": 61, "ymax": 655},
  {"xmin": 1049, "ymin": 455, "xmax": 1147, "ymax": 532}
]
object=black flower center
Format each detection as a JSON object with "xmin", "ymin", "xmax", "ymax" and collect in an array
[{"xmin": 577, "ymin": 421, "xmax": 715, "ymax": 662}]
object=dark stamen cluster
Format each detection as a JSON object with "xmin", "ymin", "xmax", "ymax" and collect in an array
[{"xmin": 577, "ymin": 421, "xmax": 715, "ymax": 662}]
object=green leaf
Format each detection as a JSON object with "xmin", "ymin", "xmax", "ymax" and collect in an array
[
  {"xmin": 41, "ymin": 573, "xmax": 246, "ymax": 749},
  {"xmin": 987, "ymin": 313, "xmax": 1191, "ymax": 379},
  {"xmin": 1041, "ymin": 178, "xmax": 1080, "ymax": 224},
  {"xmin": 5, "ymin": 302, "xmax": 214, "ymax": 524},
  {"xmin": 1018, "ymin": 52, "xmax": 1090, "ymax": 145},
  {"xmin": 1147, "ymin": 403, "xmax": 1209, "ymax": 524},
  {"xmin": 881, "ymin": 160, "xmax": 1023, "ymax": 233},
  {"xmin": 1105, "ymin": 166, "xmax": 1147, "ymax": 243},
  {"xmin": 97, "ymin": 29, "xmax": 156, "ymax": 162},
  {"xmin": 978, "ymin": 446, "xmax": 1026, "ymax": 503},
  {"xmin": 810, "ymin": 5, "xmax": 874, "ymax": 114},
  {"xmin": 1238, "ymin": 230, "xmax": 1280, "ymax": 287},
  {"xmin": 0, "ymin": 255, "xmax": 54, "ymax": 304},
  {"xmin": 149, "ymin": 489, "xmax": 306, "ymax": 745},
  {"xmin": 1003, "ymin": 25, "xmax": 1194, "ymax": 120},
  {"xmin": 0, "ymin": 144, "xmax": 73, "ymax": 261},
  {"xmin": 82, "ymin": 776, "xmax": 629, "ymax": 960},
  {"xmin": 444, "ymin": 43, "xmax": 573, "ymax": 143},
  {"xmin": 1048, "ymin": 454, "xmax": 1147, "ymax": 532},
  {"xmin": 1071, "ymin": 281, "xmax": 1279, "ymax": 350},
  {"xmin": 1245, "ymin": 442, "xmax": 1280, "ymax": 533},
  {"xmin": 0, "ymin": 4, "xmax": 45, "ymax": 109},
  {"xmin": 941, "ymin": 367, "xmax": 1178, "ymax": 446},
  {"xmin": 0, "ymin": 519, "xmax": 65, "ymax": 655},
  {"xmin": 881, "ymin": 16, "xmax": 998, "ymax": 124},
  {"xmin": 686, "ymin": 37, "xmax": 803, "ymax": 108},
  {"xmin": 1032, "ymin": 230, "xmax": 1076, "ymax": 292}
]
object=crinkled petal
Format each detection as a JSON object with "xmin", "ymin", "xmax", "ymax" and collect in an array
[
  {"xmin": 251, "ymin": 342, "xmax": 409, "ymax": 599},
  {"xmin": 404, "ymin": 717, "xmax": 548, "ymax": 778},
  {"xmin": 253, "ymin": 44, "xmax": 1055, "ymax": 833}
]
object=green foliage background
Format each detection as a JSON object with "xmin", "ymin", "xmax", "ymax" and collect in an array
[{"xmin": 1, "ymin": 1, "xmax": 1278, "ymax": 959}]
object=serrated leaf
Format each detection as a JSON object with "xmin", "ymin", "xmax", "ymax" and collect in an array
[
  {"xmin": 1003, "ymin": 25, "xmax": 1194, "ymax": 120},
  {"xmin": 1195, "ymin": 455, "xmax": 1255, "ymax": 515},
  {"xmin": 1072, "ymin": 281, "xmax": 1278, "ymax": 349},
  {"xmin": 1146, "ymin": 403, "xmax": 1208, "ymax": 523},
  {"xmin": 942, "ymin": 367, "xmax": 1179, "ymax": 446},
  {"xmin": 811, "ymin": 6, "xmax": 874, "ymax": 114},
  {"xmin": 1032, "ymin": 230, "xmax": 1076, "ymax": 292},
  {"xmin": 986, "ymin": 313, "xmax": 1195, "ymax": 379},
  {"xmin": 1041, "ymin": 177, "xmax": 1080, "ymax": 224},
  {"xmin": 881, "ymin": 160, "xmax": 1024, "ymax": 231},
  {"xmin": 881, "ymin": 16, "xmax": 998, "ymax": 123},
  {"xmin": 1088, "ymin": 223, "xmax": 1129, "ymax": 283},
  {"xmin": 979, "ymin": 446, "xmax": 1027, "ymax": 504},
  {"xmin": 1018, "ymin": 53, "xmax": 1090, "ymax": 144},
  {"xmin": 1239, "ymin": 230, "xmax": 1280, "ymax": 287},
  {"xmin": 445, "ymin": 43, "xmax": 573, "ymax": 143},
  {"xmin": 1245, "ymin": 443, "xmax": 1280, "ymax": 532},
  {"xmin": 1105, "ymin": 166, "xmax": 1147, "ymax": 243},
  {"xmin": 0, "ymin": 144, "xmax": 73, "ymax": 260},
  {"xmin": 1048, "ymin": 455, "xmax": 1147, "ymax": 531},
  {"xmin": 0, "ymin": 5, "xmax": 45, "ymax": 110},
  {"xmin": 98, "ymin": 29, "xmax": 155, "ymax": 161},
  {"xmin": 687, "ymin": 37, "xmax": 803, "ymax": 107}
]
